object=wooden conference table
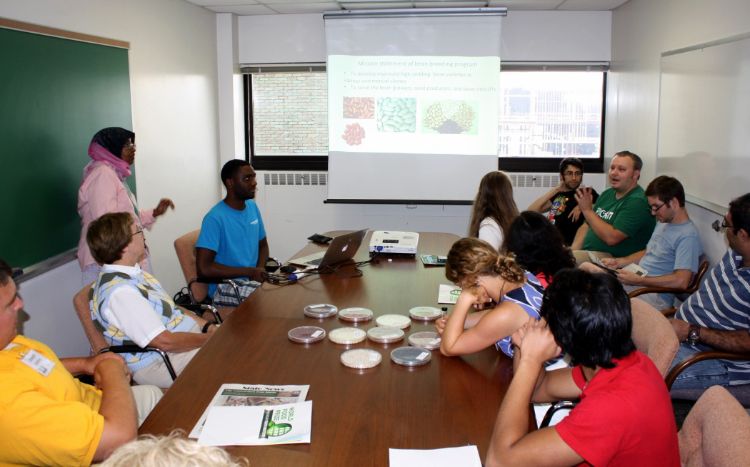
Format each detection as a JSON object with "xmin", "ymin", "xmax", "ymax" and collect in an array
[{"xmin": 140, "ymin": 232, "xmax": 514, "ymax": 466}]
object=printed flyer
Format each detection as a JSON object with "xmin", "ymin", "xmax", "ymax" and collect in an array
[
  {"xmin": 189, "ymin": 384, "xmax": 309, "ymax": 438},
  {"xmin": 198, "ymin": 401, "xmax": 313, "ymax": 446}
]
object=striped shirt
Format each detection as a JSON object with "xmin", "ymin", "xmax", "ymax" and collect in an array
[{"xmin": 676, "ymin": 249, "xmax": 750, "ymax": 385}]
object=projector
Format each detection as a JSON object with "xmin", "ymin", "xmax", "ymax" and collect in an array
[{"xmin": 368, "ymin": 231, "xmax": 419, "ymax": 255}]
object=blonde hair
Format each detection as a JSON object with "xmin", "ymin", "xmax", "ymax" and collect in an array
[
  {"xmin": 445, "ymin": 237, "xmax": 525, "ymax": 285},
  {"xmin": 468, "ymin": 171, "xmax": 519, "ymax": 240},
  {"xmin": 96, "ymin": 432, "xmax": 248, "ymax": 467}
]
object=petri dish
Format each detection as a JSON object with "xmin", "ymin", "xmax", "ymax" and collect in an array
[
  {"xmin": 375, "ymin": 314, "xmax": 411, "ymax": 330},
  {"xmin": 340, "ymin": 349, "xmax": 382, "ymax": 369},
  {"xmin": 338, "ymin": 307, "xmax": 374, "ymax": 323},
  {"xmin": 304, "ymin": 303, "xmax": 338, "ymax": 319},
  {"xmin": 328, "ymin": 327, "xmax": 367, "ymax": 345},
  {"xmin": 367, "ymin": 326, "xmax": 405, "ymax": 344},
  {"xmin": 408, "ymin": 306, "xmax": 443, "ymax": 322},
  {"xmin": 390, "ymin": 346, "xmax": 432, "ymax": 367},
  {"xmin": 407, "ymin": 331, "xmax": 441, "ymax": 350},
  {"xmin": 288, "ymin": 326, "xmax": 326, "ymax": 344}
]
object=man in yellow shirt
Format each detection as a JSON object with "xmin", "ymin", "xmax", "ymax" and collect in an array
[{"xmin": 0, "ymin": 259, "xmax": 161, "ymax": 466}]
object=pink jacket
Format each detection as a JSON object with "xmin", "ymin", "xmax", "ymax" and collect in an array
[{"xmin": 77, "ymin": 162, "xmax": 155, "ymax": 269}]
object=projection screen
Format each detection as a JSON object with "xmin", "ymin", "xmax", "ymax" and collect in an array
[{"xmin": 324, "ymin": 9, "xmax": 505, "ymax": 203}]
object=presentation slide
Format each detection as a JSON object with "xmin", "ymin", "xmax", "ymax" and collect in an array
[{"xmin": 328, "ymin": 55, "xmax": 499, "ymax": 156}]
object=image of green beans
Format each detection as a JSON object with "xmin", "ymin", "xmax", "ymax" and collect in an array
[{"xmin": 377, "ymin": 97, "xmax": 416, "ymax": 133}]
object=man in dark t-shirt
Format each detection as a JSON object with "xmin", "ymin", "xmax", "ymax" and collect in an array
[{"xmin": 528, "ymin": 157, "xmax": 598, "ymax": 245}]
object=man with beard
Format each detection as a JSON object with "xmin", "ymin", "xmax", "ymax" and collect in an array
[
  {"xmin": 528, "ymin": 157, "xmax": 598, "ymax": 245},
  {"xmin": 196, "ymin": 160, "xmax": 269, "ymax": 304},
  {"xmin": 571, "ymin": 151, "xmax": 655, "ymax": 263}
]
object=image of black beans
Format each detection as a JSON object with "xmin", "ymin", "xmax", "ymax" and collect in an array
[{"xmin": 437, "ymin": 120, "xmax": 464, "ymax": 134}]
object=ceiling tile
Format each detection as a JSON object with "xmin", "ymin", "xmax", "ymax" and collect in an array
[
  {"xmin": 339, "ymin": 1, "xmax": 413, "ymax": 8},
  {"xmin": 268, "ymin": 2, "xmax": 340, "ymax": 12},
  {"xmin": 206, "ymin": 4, "xmax": 277, "ymax": 13},
  {"xmin": 487, "ymin": 0, "xmax": 562, "ymax": 9},
  {"xmin": 416, "ymin": 1, "xmax": 488, "ymax": 6},
  {"xmin": 186, "ymin": 0, "xmax": 258, "ymax": 5},
  {"xmin": 557, "ymin": 0, "xmax": 629, "ymax": 10},
  {"xmin": 260, "ymin": 0, "xmax": 332, "ymax": 4}
]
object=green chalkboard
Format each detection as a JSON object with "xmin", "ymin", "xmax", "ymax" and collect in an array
[{"xmin": 0, "ymin": 26, "xmax": 133, "ymax": 270}]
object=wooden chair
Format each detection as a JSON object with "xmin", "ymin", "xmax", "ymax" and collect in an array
[
  {"xmin": 627, "ymin": 259, "xmax": 710, "ymax": 309},
  {"xmin": 678, "ymin": 386, "xmax": 750, "ymax": 466},
  {"xmin": 539, "ymin": 298, "xmax": 680, "ymax": 427},
  {"xmin": 666, "ymin": 349, "xmax": 750, "ymax": 406},
  {"xmin": 73, "ymin": 284, "xmax": 177, "ymax": 381},
  {"xmin": 652, "ymin": 264, "xmax": 750, "ymax": 405}
]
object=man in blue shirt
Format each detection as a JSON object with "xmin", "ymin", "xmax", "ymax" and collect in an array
[
  {"xmin": 196, "ymin": 160, "xmax": 269, "ymax": 301},
  {"xmin": 669, "ymin": 193, "xmax": 750, "ymax": 390},
  {"xmin": 587, "ymin": 175, "xmax": 703, "ymax": 309}
]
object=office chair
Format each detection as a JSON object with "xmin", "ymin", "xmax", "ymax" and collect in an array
[
  {"xmin": 627, "ymin": 258, "xmax": 710, "ymax": 311},
  {"xmin": 173, "ymin": 229, "xmax": 227, "ymax": 323},
  {"xmin": 645, "ymin": 264, "xmax": 750, "ymax": 406},
  {"xmin": 73, "ymin": 285, "xmax": 177, "ymax": 381}
]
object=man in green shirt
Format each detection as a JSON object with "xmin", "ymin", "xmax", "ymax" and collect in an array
[{"xmin": 571, "ymin": 151, "xmax": 655, "ymax": 262}]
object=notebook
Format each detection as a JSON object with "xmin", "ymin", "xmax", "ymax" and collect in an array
[
  {"xmin": 587, "ymin": 251, "xmax": 648, "ymax": 277},
  {"xmin": 289, "ymin": 229, "xmax": 368, "ymax": 269}
]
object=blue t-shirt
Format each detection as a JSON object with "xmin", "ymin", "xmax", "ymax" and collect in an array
[
  {"xmin": 639, "ymin": 220, "xmax": 702, "ymax": 306},
  {"xmin": 196, "ymin": 200, "xmax": 266, "ymax": 295}
]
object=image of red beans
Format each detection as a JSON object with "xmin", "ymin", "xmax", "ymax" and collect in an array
[
  {"xmin": 342, "ymin": 123, "xmax": 365, "ymax": 145},
  {"xmin": 343, "ymin": 97, "xmax": 375, "ymax": 119}
]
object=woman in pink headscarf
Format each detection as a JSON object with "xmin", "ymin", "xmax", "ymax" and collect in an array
[{"xmin": 78, "ymin": 127, "xmax": 174, "ymax": 284}]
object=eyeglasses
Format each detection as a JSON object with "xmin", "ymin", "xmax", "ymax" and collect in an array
[
  {"xmin": 123, "ymin": 141, "xmax": 136, "ymax": 150},
  {"xmin": 131, "ymin": 229, "xmax": 144, "ymax": 238},
  {"xmin": 711, "ymin": 217, "xmax": 733, "ymax": 232},
  {"xmin": 563, "ymin": 171, "xmax": 582, "ymax": 177},
  {"xmin": 649, "ymin": 202, "xmax": 666, "ymax": 213}
]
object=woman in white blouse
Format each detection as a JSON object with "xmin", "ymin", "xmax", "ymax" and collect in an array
[{"xmin": 468, "ymin": 171, "xmax": 519, "ymax": 251}]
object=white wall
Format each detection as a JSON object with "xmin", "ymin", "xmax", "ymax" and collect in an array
[
  {"xmin": 2, "ymin": 0, "xmax": 221, "ymax": 356},
  {"xmin": 608, "ymin": 0, "xmax": 750, "ymax": 263}
]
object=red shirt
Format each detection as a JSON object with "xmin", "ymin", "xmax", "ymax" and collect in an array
[{"xmin": 555, "ymin": 351, "xmax": 679, "ymax": 466}]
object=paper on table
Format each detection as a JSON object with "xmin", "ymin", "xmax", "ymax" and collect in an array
[
  {"xmin": 438, "ymin": 284, "xmax": 461, "ymax": 304},
  {"xmin": 198, "ymin": 401, "xmax": 312, "ymax": 447},
  {"xmin": 389, "ymin": 445, "xmax": 481, "ymax": 467},
  {"xmin": 189, "ymin": 384, "xmax": 309, "ymax": 438}
]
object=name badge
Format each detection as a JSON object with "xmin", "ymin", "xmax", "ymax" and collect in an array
[{"xmin": 21, "ymin": 350, "xmax": 55, "ymax": 376}]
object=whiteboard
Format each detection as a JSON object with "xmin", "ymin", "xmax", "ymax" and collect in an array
[{"xmin": 657, "ymin": 32, "xmax": 750, "ymax": 213}]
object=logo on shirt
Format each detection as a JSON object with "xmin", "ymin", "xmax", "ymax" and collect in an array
[{"xmin": 595, "ymin": 207, "xmax": 614, "ymax": 221}]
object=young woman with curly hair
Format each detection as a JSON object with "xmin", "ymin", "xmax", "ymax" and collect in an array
[{"xmin": 436, "ymin": 237, "xmax": 544, "ymax": 358}]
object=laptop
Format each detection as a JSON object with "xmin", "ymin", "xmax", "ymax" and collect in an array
[{"xmin": 289, "ymin": 229, "xmax": 368, "ymax": 269}]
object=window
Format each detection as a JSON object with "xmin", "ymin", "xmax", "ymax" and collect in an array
[
  {"xmin": 245, "ymin": 67, "xmax": 606, "ymax": 172},
  {"xmin": 497, "ymin": 70, "xmax": 606, "ymax": 172},
  {"xmin": 245, "ymin": 70, "xmax": 328, "ymax": 170}
]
